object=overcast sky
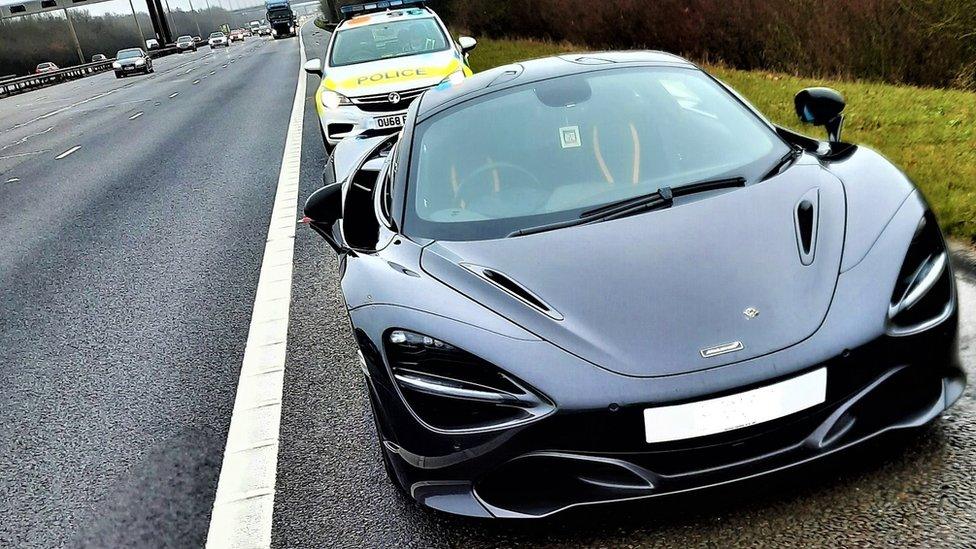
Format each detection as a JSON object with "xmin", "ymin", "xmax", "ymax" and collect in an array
[{"xmin": 0, "ymin": 0, "xmax": 274, "ymax": 12}]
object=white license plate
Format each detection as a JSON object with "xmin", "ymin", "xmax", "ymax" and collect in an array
[
  {"xmin": 643, "ymin": 368, "xmax": 826, "ymax": 443},
  {"xmin": 374, "ymin": 114, "xmax": 406, "ymax": 129}
]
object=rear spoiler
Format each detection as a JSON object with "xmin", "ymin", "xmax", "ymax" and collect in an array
[{"xmin": 339, "ymin": 0, "xmax": 428, "ymax": 20}]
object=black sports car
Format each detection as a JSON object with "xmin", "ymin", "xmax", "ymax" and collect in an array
[{"xmin": 303, "ymin": 51, "xmax": 964, "ymax": 518}]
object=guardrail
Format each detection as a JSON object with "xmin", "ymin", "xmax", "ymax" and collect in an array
[{"xmin": 0, "ymin": 46, "xmax": 181, "ymax": 99}]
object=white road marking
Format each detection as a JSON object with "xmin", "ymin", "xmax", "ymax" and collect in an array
[
  {"xmin": 0, "ymin": 149, "xmax": 49, "ymax": 160},
  {"xmin": 54, "ymin": 145, "xmax": 81, "ymax": 159},
  {"xmin": 129, "ymin": 111, "xmax": 144, "ymax": 120},
  {"xmin": 6, "ymin": 177, "xmax": 20, "ymax": 183},
  {"xmin": 169, "ymin": 92, "xmax": 180, "ymax": 98},
  {"xmin": 206, "ymin": 22, "xmax": 308, "ymax": 549},
  {"xmin": 4, "ymin": 90, "xmax": 116, "ymax": 133},
  {"xmin": 193, "ymin": 79, "xmax": 201, "ymax": 85},
  {"xmin": 211, "ymin": 71, "xmax": 217, "ymax": 75},
  {"xmin": 0, "ymin": 125, "xmax": 54, "ymax": 152}
]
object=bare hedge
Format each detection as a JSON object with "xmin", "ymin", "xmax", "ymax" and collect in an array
[{"xmin": 442, "ymin": 0, "xmax": 976, "ymax": 89}]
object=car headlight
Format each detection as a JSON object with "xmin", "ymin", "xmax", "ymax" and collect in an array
[
  {"xmin": 439, "ymin": 69, "xmax": 466, "ymax": 87},
  {"xmin": 135, "ymin": 58, "xmax": 145, "ymax": 66},
  {"xmin": 112, "ymin": 62, "xmax": 121, "ymax": 69},
  {"xmin": 382, "ymin": 329, "xmax": 554, "ymax": 432},
  {"xmin": 321, "ymin": 90, "xmax": 352, "ymax": 110},
  {"xmin": 887, "ymin": 211, "xmax": 954, "ymax": 336}
]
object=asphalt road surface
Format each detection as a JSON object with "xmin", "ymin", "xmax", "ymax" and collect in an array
[{"xmin": 2, "ymin": 22, "xmax": 976, "ymax": 548}]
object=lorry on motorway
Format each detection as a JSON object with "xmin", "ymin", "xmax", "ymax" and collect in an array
[{"xmin": 266, "ymin": 0, "xmax": 297, "ymax": 39}]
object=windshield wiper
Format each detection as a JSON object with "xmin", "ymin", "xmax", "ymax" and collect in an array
[
  {"xmin": 507, "ymin": 176, "xmax": 746, "ymax": 237},
  {"xmin": 761, "ymin": 146, "xmax": 803, "ymax": 181}
]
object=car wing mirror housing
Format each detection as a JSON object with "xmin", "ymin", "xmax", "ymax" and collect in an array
[
  {"xmin": 795, "ymin": 87, "xmax": 845, "ymax": 143},
  {"xmin": 304, "ymin": 182, "xmax": 348, "ymax": 254},
  {"xmin": 303, "ymin": 58, "xmax": 323, "ymax": 75},
  {"xmin": 459, "ymin": 36, "xmax": 477, "ymax": 54}
]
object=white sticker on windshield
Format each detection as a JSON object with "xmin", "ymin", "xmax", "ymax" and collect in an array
[{"xmin": 559, "ymin": 125, "xmax": 581, "ymax": 149}]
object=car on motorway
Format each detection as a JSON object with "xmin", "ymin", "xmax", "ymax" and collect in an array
[
  {"xmin": 301, "ymin": 51, "xmax": 965, "ymax": 518},
  {"xmin": 258, "ymin": 23, "xmax": 272, "ymax": 36},
  {"xmin": 112, "ymin": 48, "xmax": 153, "ymax": 78},
  {"xmin": 176, "ymin": 35, "xmax": 198, "ymax": 53},
  {"xmin": 302, "ymin": 0, "xmax": 476, "ymax": 149},
  {"xmin": 208, "ymin": 31, "xmax": 229, "ymax": 48},
  {"xmin": 35, "ymin": 62, "xmax": 59, "ymax": 74},
  {"xmin": 91, "ymin": 54, "xmax": 107, "ymax": 63},
  {"xmin": 229, "ymin": 28, "xmax": 245, "ymax": 42}
]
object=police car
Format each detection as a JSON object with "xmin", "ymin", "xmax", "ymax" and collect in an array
[{"xmin": 303, "ymin": 0, "xmax": 476, "ymax": 149}]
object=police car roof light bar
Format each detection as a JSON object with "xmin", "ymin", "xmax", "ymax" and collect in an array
[{"xmin": 339, "ymin": 0, "xmax": 428, "ymax": 20}]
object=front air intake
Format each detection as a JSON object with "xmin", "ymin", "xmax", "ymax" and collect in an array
[
  {"xmin": 384, "ymin": 329, "xmax": 555, "ymax": 432},
  {"xmin": 887, "ymin": 211, "xmax": 953, "ymax": 336}
]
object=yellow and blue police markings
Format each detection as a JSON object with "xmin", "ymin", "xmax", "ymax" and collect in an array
[{"xmin": 314, "ymin": 52, "xmax": 473, "ymax": 116}]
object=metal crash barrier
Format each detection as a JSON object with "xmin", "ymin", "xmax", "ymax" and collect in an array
[{"xmin": 0, "ymin": 46, "xmax": 180, "ymax": 99}]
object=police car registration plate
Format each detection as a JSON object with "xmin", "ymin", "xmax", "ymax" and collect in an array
[{"xmin": 375, "ymin": 114, "xmax": 407, "ymax": 129}]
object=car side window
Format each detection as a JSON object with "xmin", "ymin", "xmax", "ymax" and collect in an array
[{"xmin": 377, "ymin": 144, "xmax": 398, "ymax": 230}]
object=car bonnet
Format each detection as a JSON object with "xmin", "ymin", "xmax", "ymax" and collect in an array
[
  {"xmin": 419, "ymin": 164, "xmax": 847, "ymax": 377},
  {"xmin": 322, "ymin": 49, "xmax": 462, "ymax": 98}
]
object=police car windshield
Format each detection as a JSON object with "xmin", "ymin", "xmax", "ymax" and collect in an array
[
  {"xmin": 117, "ymin": 49, "xmax": 143, "ymax": 59},
  {"xmin": 405, "ymin": 66, "xmax": 790, "ymax": 241},
  {"xmin": 330, "ymin": 17, "xmax": 449, "ymax": 67}
]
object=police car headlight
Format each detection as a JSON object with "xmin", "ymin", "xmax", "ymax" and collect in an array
[
  {"xmin": 321, "ymin": 90, "xmax": 352, "ymax": 109},
  {"xmin": 112, "ymin": 62, "xmax": 122, "ymax": 69},
  {"xmin": 439, "ymin": 70, "xmax": 465, "ymax": 86}
]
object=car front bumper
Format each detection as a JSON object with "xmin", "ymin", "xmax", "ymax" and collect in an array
[
  {"xmin": 116, "ymin": 64, "xmax": 147, "ymax": 73},
  {"xmin": 316, "ymin": 103, "xmax": 408, "ymax": 146},
  {"xmin": 362, "ymin": 309, "xmax": 963, "ymax": 519}
]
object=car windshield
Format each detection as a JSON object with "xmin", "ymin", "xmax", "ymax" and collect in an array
[
  {"xmin": 405, "ymin": 66, "xmax": 790, "ymax": 240},
  {"xmin": 117, "ymin": 49, "xmax": 142, "ymax": 59},
  {"xmin": 178, "ymin": 36, "xmax": 192, "ymax": 41},
  {"xmin": 38, "ymin": 63, "xmax": 53, "ymax": 68},
  {"xmin": 329, "ymin": 17, "xmax": 449, "ymax": 67},
  {"xmin": 210, "ymin": 32, "xmax": 224, "ymax": 38}
]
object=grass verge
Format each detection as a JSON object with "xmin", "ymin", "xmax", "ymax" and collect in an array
[{"xmin": 469, "ymin": 36, "xmax": 976, "ymax": 242}]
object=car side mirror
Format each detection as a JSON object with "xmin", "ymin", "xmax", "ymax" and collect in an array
[
  {"xmin": 794, "ymin": 87, "xmax": 845, "ymax": 143},
  {"xmin": 304, "ymin": 183, "xmax": 347, "ymax": 254},
  {"xmin": 459, "ymin": 36, "xmax": 477, "ymax": 54},
  {"xmin": 303, "ymin": 58, "xmax": 323, "ymax": 75}
]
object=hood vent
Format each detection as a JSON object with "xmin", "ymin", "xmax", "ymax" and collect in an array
[
  {"xmin": 795, "ymin": 189, "xmax": 819, "ymax": 266},
  {"xmin": 461, "ymin": 263, "xmax": 564, "ymax": 320}
]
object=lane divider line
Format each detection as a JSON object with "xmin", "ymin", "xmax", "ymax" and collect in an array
[
  {"xmin": 0, "ymin": 149, "xmax": 49, "ymax": 160},
  {"xmin": 169, "ymin": 92, "xmax": 180, "ymax": 98},
  {"xmin": 54, "ymin": 145, "xmax": 81, "ymax": 159},
  {"xmin": 129, "ymin": 111, "xmax": 144, "ymax": 120},
  {"xmin": 4, "ymin": 90, "xmax": 116, "ymax": 133},
  {"xmin": 206, "ymin": 23, "xmax": 308, "ymax": 549}
]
